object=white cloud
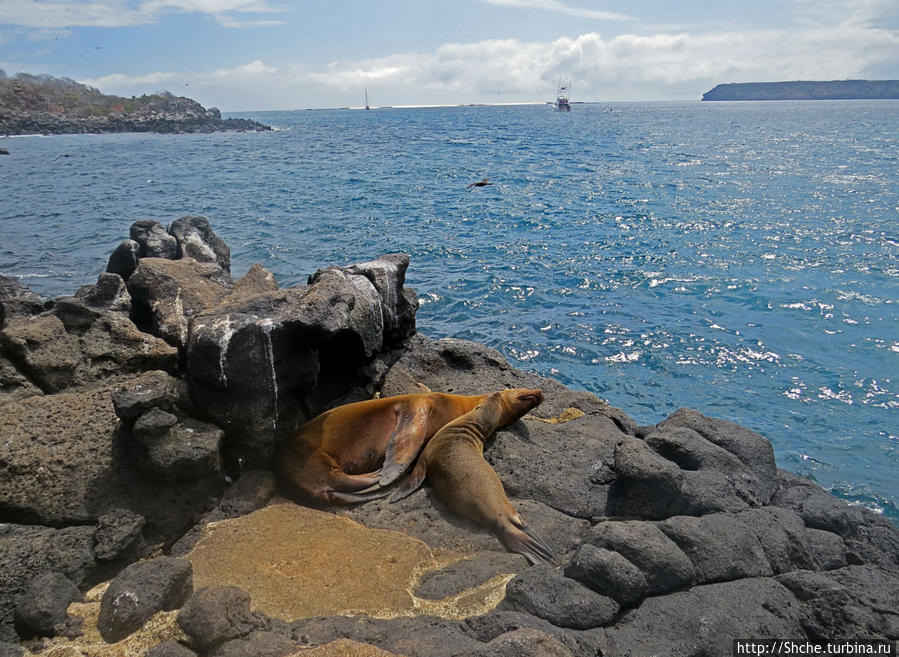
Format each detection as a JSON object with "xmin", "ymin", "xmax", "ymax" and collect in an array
[
  {"xmin": 0, "ymin": 0, "xmax": 285, "ymax": 29},
  {"xmin": 305, "ymin": 23, "xmax": 898, "ymax": 102},
  {"xmin": 72, "ymin": 15, "xmax": 899, "ymax": 109},
  {"xmin": 477, "ymin": 0, "xmax": 631, "ymax": 21}
]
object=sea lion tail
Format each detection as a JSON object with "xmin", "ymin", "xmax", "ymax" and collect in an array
[{"xmin": 503, "ymin": 517, "xmax": 555, "ymax": 565}]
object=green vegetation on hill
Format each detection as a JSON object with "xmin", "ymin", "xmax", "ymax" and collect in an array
[{"xmin": 0, "ymin": 70, "xmax": 269, "ymax": 134}]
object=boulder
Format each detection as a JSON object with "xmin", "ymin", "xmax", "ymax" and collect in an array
[
  {"xmin": 106, "ymin": 239, "xmax": 141, "ymax": 280},
  {"xmin": 98, "ymin": 556, "xmax": 193, "ymax": 643},
  {"xmin": 601, "ymin": 577, "xmax": 803, "ymax": 657},
  {"xmin": 145, "ymin": 642, "xmax": 198, "ymax": 657},
  {"xmin": 0, "ymin": 299, "xmax": 176, "ymax": 393},
  {"xmin": 210, "ymin": 630, "xmax": 297, "ymax": 657},
  {"xmin": 0, "ymin": 524, "xmax": 96, "ymax": 642},
  {"xmin": 326, "ymin": 253, "xmax": 418, "ymax": 345},
  {"xmin": 587, "ymin": 521, "xmax": 695, "ymax": 595},
  {"xmin": 168, "ymin": 215, "xmax": 231, "ymax": 275},
  {"xmin": 111, "ymin": 369, "xmax": 193, "ymax": 423},
  {"xmin": 127, "ymin": 257, "xmax": 230, "ymax": 348},
  {"xmin": 776, "ymin": 566, "xmax": 899, "ymax": 642},
  {"xmin": 177, "ymin": 586, "xmax": 263, "ymax": 653},
  {"xmin": 74, "ymin": 272, "xmax": 131, "ymax": 313},
  {"xmin": 502, "ymin": 564, "xmax": 619, "ymax": 630},
  {"xmin": 131, "ymin": 409, "xmax": 224, "ymax": 482},
  {"xmin": 658, "ymin": 513, "xmax": 774, "ymax": 584},
  {"xmin": 564, "ymin": 544, "xmax": 648, "ymax": 607},
  {"xmin": 288, "ymin": 615, "xmax": 481, "ymax": 657},
  {"xmin": 0, "ymin": 352, "xmax": 42, "ymax": 405},
  {"xmin": 92, "ymin": 508, "xmax": 147, "ymax": 562},
  {"xmin": 0, "ymin": 274, "xmax": 43, "ymax": 329},
  {"xmin": 655, "ymin": 408, "xmax": 778, "ymax": 504},
  {"xmin": 472, "ymin": 628, "xmax": 574, "ymax": 657},
  {"xmin": 186, "ymin": 256, "xmax": 417, "ymax": 468},
  {"xmin": 0, "ymin": 380, "xmax": 222, "ymax": 537},
  {"xmin": 12, "ymin": 572, "xmax": 81, "ymax": 638},
  {"xmin": 130, "ymin": 220, "xmax": 178, "ymax": 260}
]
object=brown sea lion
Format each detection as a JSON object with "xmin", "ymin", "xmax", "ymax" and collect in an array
[
  {"xmin": 277, "ymin": 392, "xmax": 488, "ymax": 505},
  {"xmin": 391, "ymin": 388, "xmax": 554, "ymax": 564}
]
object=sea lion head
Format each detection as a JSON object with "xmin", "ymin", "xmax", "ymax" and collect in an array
[{"xmin": 492, "ymin": 388, "xmax": 544, "ymax": 427}]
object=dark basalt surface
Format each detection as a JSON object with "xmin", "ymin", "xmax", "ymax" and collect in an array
[{"xmin": 1, "ymin": 218, "xmax": 897, "ymax": 656}]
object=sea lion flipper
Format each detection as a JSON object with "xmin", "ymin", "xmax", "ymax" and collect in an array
[
  {"xmin": 389, "ymin": 461, "xmax": 427, "ymax": 503},
  {"xmin": 380, "ymin": 411, "xmax": 430, "ymax": 487},
  {"xmin": 500, "ymin": 514, "xmax": 555, "ymax": 565}
]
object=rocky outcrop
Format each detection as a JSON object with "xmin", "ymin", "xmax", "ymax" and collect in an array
[
  {"xmin": 0, "ymin": 74, "xmax": 271, "ymax": 134},
  {"xmin": 1, "ymin": 219, "xmax": 897, "ymax": 656}
]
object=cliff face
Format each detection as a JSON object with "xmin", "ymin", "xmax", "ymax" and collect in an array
[
  {"xmin": 702, "ymin": 79, "xmax": 899, "ymax": 101},
  {"xmin": 0, "ymin": 72, "xmax": 270, "ymax": 134}
]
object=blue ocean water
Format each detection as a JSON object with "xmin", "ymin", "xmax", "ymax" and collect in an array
[{"xmin": 2, "ymin": 101, "xmax": 897, "ymax": 521}]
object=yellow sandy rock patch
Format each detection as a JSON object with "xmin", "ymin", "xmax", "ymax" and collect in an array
[{"xmin": 526, "ymin": 407, "xmax": 586, "ymax": 424}]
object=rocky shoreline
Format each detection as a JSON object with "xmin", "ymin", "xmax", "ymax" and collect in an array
[
  {"xmin": 1, "ymin": 218, "xmax": 897, "ymax": 657},
  {"xmin": 0, "ymin": 73, "xmax": 269, "ymax": 135}
]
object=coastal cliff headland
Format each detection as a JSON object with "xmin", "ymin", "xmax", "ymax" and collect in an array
[
  {"xmin": 0, "ymin": 72, "xmax": 270, "ymax": 135},
  {"xmin": 1, "ymin": 218, "xmax": 897, "ymax": 657},
  {"xmin": 702, "ymin": 79, "xmax": 899, "ymax": 101}
]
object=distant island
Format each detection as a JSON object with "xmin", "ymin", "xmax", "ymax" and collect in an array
[
  {"xmin": 0, "ymin": 71, "xmax": 270, "ymax": 135},
  {"xmin": 702, "ymin": 80, "xmax": 899, "ymax": 101}
]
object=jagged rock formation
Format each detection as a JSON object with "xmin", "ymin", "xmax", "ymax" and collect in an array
[
  {"xmin": 0, "ymin": 72, "xmax": 270, "ymax": 135},
  {"xmin": 1, "ymin": 219, "xmax": 897, "ymax": 657}
]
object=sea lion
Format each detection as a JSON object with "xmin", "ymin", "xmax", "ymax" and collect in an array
[
  {"xmin": 277, "ymin": 392, "xmax": 488, "ymax": 505},
  {"xmin": 391, "ymin": 388, "xmax": 554, "ymax": 564}
]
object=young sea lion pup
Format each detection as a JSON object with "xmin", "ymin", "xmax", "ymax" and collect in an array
[
  {"xmin": 391, "ymin": 388, "xmax": 554, "ymax": 565},
  {"xmin": 276, "ymin": 392, "xmax": 488, "ymax": 505}
]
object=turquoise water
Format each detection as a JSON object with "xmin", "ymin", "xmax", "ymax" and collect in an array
[{"xmin": 2, "ymin": 101, "xmax": 897, "ymax": 521}]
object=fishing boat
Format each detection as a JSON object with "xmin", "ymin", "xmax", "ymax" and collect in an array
[{"xmin": 554, "ymin": 79, "xmax": 571, "ymax": 112}]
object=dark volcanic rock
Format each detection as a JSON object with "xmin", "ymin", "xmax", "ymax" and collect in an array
[
  {"xmin": 658, "ymin": 513, "xmax": 774, "ymax": 584},
  {"xmin": 564, "ymin": 543, "xmax": 648, "ymax": 607},
  {"xmin": 127, "ymin": 257, "xmax": 230, "ymax": 348},
  {"xmin": 503, "ymin": 564, "xmax": 619, "ymax": 630},
  {"xmin": 97, "ymin": 556, "xmax": 193, "ymax": 643},
  {"xmin": 601, "ymin": 577, "xmax": 803, "ymax": 657},
  {"xmin": 106, "ymin": 239, "xmax": 141, "ymax": 280},
  {"xmin": 168, "ymin": 215, "xmax": 231, "ymax": 274},
  {"xmin": 656, "ymin": 408, "xmax": 778, "ymax": 504},
  {"xmin": 288, "ymin": 614, "xmax": 481, "ymax": 657},
  {"xmin": 210, "ymin": 631, "xmax": 298, "ymax": 657},
  {"xmin": 0, "ymin": 274, "xmax": 43, "ymax": 329},
  {"xmin": 587, "ymin": 520, "xmax": 695, "ymax": 595},
  {"xmin": 0, "ymin": 299, "xmax": 176, "ymax": 393},
  {"xmin": 186, "ymin": 255, "xmax": 416, "ymax": 468},
  {"xmin": 111, "ymin": 369, "xmax": 193, "ymax": 423},
  {"xmin": 131, "ymin": 409, "xmax": 224, "ymax": 482},
  {"xmin": 74, "ymin": 272, "xmax": 131, "ymax": 313},
  {"xmin": 13, "ymin": 572, "xmax": 81, "ymax": 638},
  {"xmin": 416, "ymin": 553, "xmax": 527, "ymax": 601},
  {"xmin": 776, "ymin": 566, "xmax": 899, "ymax": 642},
  {"xmin": 92, "ymin": 508, "xmax": 147, "ymax": 562},
  {"xmin": 177, "ymin": 586, "xmax": 265, "ymax": 653},
  {"xmin": 145, "ymin": 642, "xmax": 198, "ymax": 657},
  {"xmin": 0, "ymin": 524, "xmax": 96, "ymax": 643},
  {"xmin": 130, "ymin": 220, "xmax": 178, "ymax": 260},
  {"xmin": 472, "ymin": 628, "xmax": 574, "ymax": 657}
]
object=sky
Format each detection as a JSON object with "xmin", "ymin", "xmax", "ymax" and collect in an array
[{"xmin": 1, "ymin": 0, "xmax": 897, "ymax": 110}]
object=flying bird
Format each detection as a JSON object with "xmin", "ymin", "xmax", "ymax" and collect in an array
[{"xmin": 466, "ymin": 178, "xmax": 493, "ymax": 189}]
